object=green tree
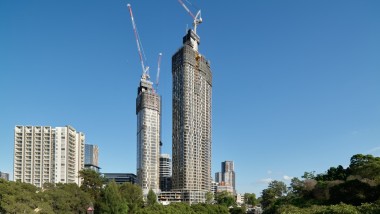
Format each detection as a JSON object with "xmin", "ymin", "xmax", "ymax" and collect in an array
[
  {"xmin": 244, "ymin": 193, "xmax": 257, "ymax": 206},
  {"xmin": 119, "ymin": 182, "xmax": 144, "ymax": 213},
  {"xmin": 302, "ymin": 171, "xmax": 316, "ymax": 180},
  {"xmin": 329, "ymin": 179, "xmax": 377, "ymax": 206},
  {"xmin": 215, "ymin": 191, "xmax": 236, "ymax": 207},
  {"xmin": 147, "ymin": 189, "xmax": 157, "ymax": 206},
  {"xmin": 349, "ymin": 154, "xmax": 380, "ymax": 181},
  {"xmin": 261, "ymin": 180, "xmax": 287, "ymax": 209},
  {"xmin": 205, "ymin": 191, "xmax": 214, "ymax": 204},
  {"xmin": 79, "ymin": 169, "xmax": 105, "ymax": 202},
  {"xmin": 43, "ymin": 183, "xmax": 91, "ymax": 214},
  {"xmin": 100, "ymin": 180, "xmax": 128, "ymax": 214},
  {"xmin": 316, "ymin": 165, "xmax": 348, "ymax": 181},
  {"xmin": 0, "ymin": 181, "xmax": 39, "ymax": 213},
  {"xmin": 229, "ymin": 206, "xmax": 246, "ymax": 214}
]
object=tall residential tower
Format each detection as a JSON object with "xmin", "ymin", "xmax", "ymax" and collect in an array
[
  {"xmin": 136, "ymin": 75, "xmax": 161, "ymax": 195},
  {"xmin": 172, "ymin": 29, "xmax": 212, "ymax": 203}
]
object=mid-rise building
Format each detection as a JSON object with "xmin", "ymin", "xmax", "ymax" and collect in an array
[
  {"xmin": 103, "ymin": 173, "xmax": 137, "ymax": 184},
  {"xmin": 13, "ymin": 125, "xmax": 84, "ymax": 188},
  {"xmin": 136, "ymin": 74, "xmax": 161, "ymax": 195},
  {"xmin": 160, "ymin": 154, "xmax": 172, "ymax": 191},
  {"xmin": 216, "ymin": 183, "xmax": 234, "ymax": 194},
  {"xmin": 211, "ymin": 181, "xmax": 218, "ymax": 194},
  {"xmin": 0, "ymin": 171, "xmax": 9, "ymax": 181},
  {"xmin": 172, "ymin": 29, "xmax": 213, "ymax": 204},
  {"xmin": 236, "ymin": 193, "xmax": 244, "ymax": 206},
  {"xmin": 85, "ymin": 144, "xmax": 100, "ymax": 172}
]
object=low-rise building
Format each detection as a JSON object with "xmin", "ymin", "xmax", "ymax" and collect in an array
[
  {"xmin": 103, "ymin": 173, "xmax": 137, "ymax": 184},
  {"xmin": 158, "ymin": 191, "xmax": 183, "ymax": 205}
]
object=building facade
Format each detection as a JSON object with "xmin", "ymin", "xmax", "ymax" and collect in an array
[
  {"xmin": 54, "ymin": 126, "xmax": 84, "ymax": 186},
  {"xmin": 159, "ymin": 154, "xmax": 172, "ymax": 191},
  {"xmin": 136, "ymin": 75, "xmax": 161, "ymax": 195},
  {"xmin": 13, "ymin": 125, "xmax": 84, "ymax": 188},
  {"xmin": 172, "ymin": 29, "xmax": 212, "ymax": 203},
  {"xmin": 85, "ymin": 144, "xmax": 100, "ymax": 172}
]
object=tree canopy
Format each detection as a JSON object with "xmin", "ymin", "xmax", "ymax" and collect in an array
[{"xmin": 260, "ymin": 154, "xmax": 380, "ymax": 214}]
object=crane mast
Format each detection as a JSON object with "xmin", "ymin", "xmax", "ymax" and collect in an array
[
  {"xmin": 155, "ymin": 53, "xmax": 162, "ymax": 91},
  {"xmin": 177, "ymin": 0, "xmax": 202, "ymax": 34},
  {"xmin": 127, "ymin": 4, "xmax": 149, "ymax": 79}
]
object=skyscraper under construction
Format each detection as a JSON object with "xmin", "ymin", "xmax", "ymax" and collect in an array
[
  {"xmin": 136, "ymin": 75, "xmax": 161, "ymax": 195},
  {"xmin": 172, "ymin": 29, "xmax": 212, "ymax": 203},
  {"xmin": 127, "ymin": 4, "xmax": 162, "ymax": 196}
]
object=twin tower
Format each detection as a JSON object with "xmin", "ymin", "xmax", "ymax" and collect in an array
[{"xmin": 136, "ymin": 29, "xmax": 212, "ymax": 203}]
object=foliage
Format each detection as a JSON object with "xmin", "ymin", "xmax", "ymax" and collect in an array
[
  {"xmin": 329, "ymin": 179, "xmax": 378, "ymax": 205},
  {"xmin": 261, "ymin": 180, "xmax": 287, "ymax": 208},
  {"xmin": 2, "ymin": 153, "xmax": 380, "ymax": 214},
  {"xmin": 349, "ymin": 154, "xmax": 380, "ymax": 181},
  {"xmin": 0, "ymin": 180, "xmax": 39, "ymax": 213},
  {"xmin": 302, "ymin": 171, "xmax": 316, "ymax": 180},
  {"xmin": 205, "ymin": 191, "xmax": 214, "ymax": 204},
  {"xmin": 147, "ymin": 189, "xmax": 157, "ymax": 206},
  {"xmin": 119, "ymin": 182, "xmax": 144, "ymax": 213},
  {"xmin": 43, "ymin": 183, "xmax": 92, "ymax": 214},
  {"xmin": 229, "ymin": 206, "xmax": 246, "ymax": 214},
  {"xmin": 244, "ymin": 192, "xmax": 258, "ymax": 206},
  {"xmin": 191, "ymin": 203, "xmax": 229, "ymax": 214},
  {"xmin": 215, "ymin": 191, "xmax": 236, "ymax": 207},
  {"xmin": 99, "ymin": 180, "xmax": 128, "ymax": 214},
  {"xmin": 79, "ymin": 169, "xmax": 105, "ymax": 203},
  {"xmin": 315, "ymin": 165, "xmax": 348, "ymax": 181},
  {"xmin": 260, "ymin": 154, "xmax": 380, "ymax": 214}
]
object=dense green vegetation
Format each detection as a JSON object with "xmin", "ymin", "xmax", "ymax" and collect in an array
[
  {"xmin": 260, "ymin": 154, "xmax": 380, "ymax": 214},
  {"xmin": 2, "ymin": 154, "xmax": 379, "ymax": 213},
  {"xmin": 0, "ymin": 169, "xmax": 235, "ymax": 213}
]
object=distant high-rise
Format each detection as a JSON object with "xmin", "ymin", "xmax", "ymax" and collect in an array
[
  {"xmin": 0, "ymin": 171, "xmax": 9, "ymax": 181},
  {"xmin": 13, "ymin": 125, "xmax": 84, "ymax": 187},
  {"xmin": 85, "ymin": 144, "xmax": 100, "ymax": 172},
  {"xmin": 159, "ymin": 154, "xmax": 172, "ymax": 191},
  {"xmin": 136, "ymin": 75, "xmax": 161, "ymax": 195},
  {"xmin": 215, "ymin": 172, "xmax": 222, "ymax": 183},
  {"xmin": 215, "ymin": 161, "xmax": 236, "ymax": 195},
  {"xmin": 172, "ymin": 29, "xmax": 212, "ymax": 203}
]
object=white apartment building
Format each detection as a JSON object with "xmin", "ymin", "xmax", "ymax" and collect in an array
[
  {"xmin": 14, "ymin": 125, "xmax": 84, "ymax": 188},
  {"xmin": 54, "ymin": 126, "xmax": 84, "ymax": 185}
]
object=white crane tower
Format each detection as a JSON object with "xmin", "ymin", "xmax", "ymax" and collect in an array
[
  {"xmin": 177, "ymin": 0, "xmax": 202, "ymax": 34},
  {"xmin": 127, "ymin": 4, "xmax": 162, "ymax": 92}
]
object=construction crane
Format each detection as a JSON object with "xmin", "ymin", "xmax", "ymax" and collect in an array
[
  {"xmin": 155, "ymin": 53, "xmax": 162, "ymax": 91},
  {"xmin": 127, "ymin": 4, "xmax": 149, "ymax": 79},
  {"xmin": 177, "ymin": 0, "xmax": 202, "ymax": 34}
]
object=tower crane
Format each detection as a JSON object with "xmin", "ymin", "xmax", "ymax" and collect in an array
[
  {"xmin": 177, "ymin": 0, "xmax": 202, "ymax": 34},
  {"xmin": 127, "ymin": 4, "xmax": 149, "ymax": 79},
  {"xmin": 155, "ymin": 53, "xmax": 162, "ymax": 91}
]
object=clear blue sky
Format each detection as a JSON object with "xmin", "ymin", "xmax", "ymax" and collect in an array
[{"xmin": 1, "ymin": 0, "xmax": 380, "ymax": 196}]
